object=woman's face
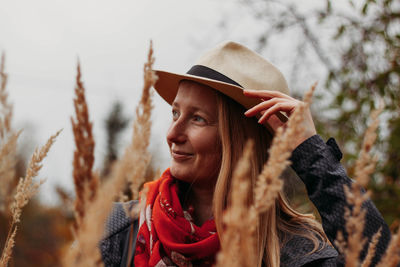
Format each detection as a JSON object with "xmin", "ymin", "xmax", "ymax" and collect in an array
[{"xmin": 166, "ymin": 81, "xmax": 221, "ymax": 188}]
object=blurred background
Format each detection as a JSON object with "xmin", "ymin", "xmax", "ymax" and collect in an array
[{"xmin": 0, "ymin": 0, "xmax": 399, "ymax": 265}]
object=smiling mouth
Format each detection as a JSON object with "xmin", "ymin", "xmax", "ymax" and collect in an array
[{"xmin": 171, "ymin": 150, "xmax": 194, "ymax": 160}]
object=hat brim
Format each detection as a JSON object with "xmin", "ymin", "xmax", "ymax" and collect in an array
[{"xmin": 153, "ymin": 70, "xmax": 262, "ymax": 109}]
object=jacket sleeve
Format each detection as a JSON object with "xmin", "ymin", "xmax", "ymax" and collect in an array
[
  {"xmin": 290, "ymin": 135, "xmax": 391, "ymax": 266},
  {"xmin": 100, "ymin": 201, "xmax": 137, "ymax": 267}
]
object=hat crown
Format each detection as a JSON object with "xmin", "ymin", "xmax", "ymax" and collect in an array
[{"xmin": 196, "ymin": 41, "xmax": 289, "ymax": 94}]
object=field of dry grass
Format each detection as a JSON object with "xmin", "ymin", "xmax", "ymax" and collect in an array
[{"xmin": 0, "ymin": 43, "xmax": 399, "ymax": 267}]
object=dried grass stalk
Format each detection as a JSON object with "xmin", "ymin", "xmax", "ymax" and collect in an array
[
  {"xmin": 71, "ymin": 62, "xmax": 98, "ymax": 232},
  {"xmin": 339, "ymin": 104, "xmax": 384, "ymax": 267},
  {"xmin": 0, "ymin": 130, "xmax": 60, "ymax": 267},
  {"xmin": 0, "ymin": 227, "xmax": 17, "ymax": 267},
  {"xmin": 377, "ymin": 225, "xmax": 400, "ymax": 267},
  {"xmin": 63, "ymin": 41, "xmax": 157, "ymax": 267},
  {"xmin": 111, "ymin": 40, "xmax": 157, "ymax": 202},
  {"xmin": 0, "ymin": 132, "xmax": 19, "ymax": 213},
  {"xmin": 0, "ymin": 53, "xmax": 13, "ymax": 139},
  {"xmin": 361, "ymin": 228, "xmax": 382, "ymax": 267},
  {"xmin": 254, "ymin": 83, "xmax": 317, "ymax": 214},
  {"xmin": 0, "ymin": 53, "xmax": 17, "ymax": 214},
  {"xmin": 354, "ymin": 104, "xmax": 383, "ymax": 188},
  {"xmin": 216, "ymin": 140, "xmax": 258, "ymax": 267}
]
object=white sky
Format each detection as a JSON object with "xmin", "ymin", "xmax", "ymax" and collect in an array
[
  {"xmin": 0, "ymin": 0, "xmax": 335, "ymax": 203},
  {"xmin": 0, "ymin": 0, "xmax": 251, "ymax": 203}
]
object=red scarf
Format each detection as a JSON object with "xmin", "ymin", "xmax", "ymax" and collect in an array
[{"xmin": 134, "ymin": 169, "xmax": 220, "ymax": 267}]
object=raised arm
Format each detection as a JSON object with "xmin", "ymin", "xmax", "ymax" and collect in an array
[
  {"xmin": 290, "ymin": 135, "xmax": 391, "ymax": 265},
  {"xmin": 243, "ymin": 89, "xmax": 391, "ymax": 265}
]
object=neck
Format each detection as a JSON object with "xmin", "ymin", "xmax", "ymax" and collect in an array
[{"xmin": 180, "ymin": 182, "xmax": 214, "ymax": 226}]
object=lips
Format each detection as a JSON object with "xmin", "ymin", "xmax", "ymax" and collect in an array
[{"xmin": 171, "ymin": 150, "xmax": 194, "ymax": 161}]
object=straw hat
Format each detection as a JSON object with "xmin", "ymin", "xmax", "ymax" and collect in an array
[{"xmin": 154, "ymin": 41, "xmax": 289, "ymax": 110}]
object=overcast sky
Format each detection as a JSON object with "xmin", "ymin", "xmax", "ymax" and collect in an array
[
  {"xmin": 0, "ymin": 0, "xmax": 330, "ymax": 203},
  {"xmin": 0, "ymin": 0, "xmax": 244, "ymax": 203}
]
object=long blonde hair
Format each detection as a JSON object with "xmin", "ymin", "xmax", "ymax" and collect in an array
[{"xmin": 212, "ymin": 91, "xmax": 327, "ymax": 267}]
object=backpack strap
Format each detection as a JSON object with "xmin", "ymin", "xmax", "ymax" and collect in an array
[{"xmin": 119, "ymin": 217, "xmax": 139, "ymax": 267}]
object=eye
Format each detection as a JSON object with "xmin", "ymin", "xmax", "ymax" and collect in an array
[
  {"xmin": 172, "ymin": 109, "xmax": 179, "ymax": 120},
  {"xmin": 193, "ymin": 115, "xmax": 206, "ymax": 124}
]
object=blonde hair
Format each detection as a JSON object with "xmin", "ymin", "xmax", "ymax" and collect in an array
[{"xmin": 212, "ymin": 91, "xmax": 328, "ymax": 267}]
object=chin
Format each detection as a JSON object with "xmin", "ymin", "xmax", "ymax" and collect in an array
[{"xmin": 169, "ymin": 164, "xmax": 191, "ymax": 181}]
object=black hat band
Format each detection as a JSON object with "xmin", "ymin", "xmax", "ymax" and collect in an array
[{"xmin": 186, "ymin": 65, "xmax": 243, "ymax": 88}]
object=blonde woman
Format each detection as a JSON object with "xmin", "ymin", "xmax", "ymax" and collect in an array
[{"xmin": 100, "ymin": 41, "xmax": 391, "ymax": 267}]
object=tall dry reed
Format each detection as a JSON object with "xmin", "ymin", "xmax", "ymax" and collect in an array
[
  {"xmin": 118, "ymin": 40, "xmax": 156, "ymax": 201},
  {"xmin": 63, "ymin": 41, "xmax": 157, "ymax": 267},
  {"xmin": 361, "ymin": 229, "xmax": 382, "ymax": 267},
  {"xmin": 216, "ymin": 140, "xmax": 258, "ymax": 267},
  {"xmin": 0, "ymin": 53, "xmax": 13, "ymax": 138},
  {"xmin": 377, "ymin": 225, "xmax": 400, "ymax": 267},
  {"xmin": 0, "ymin": 132, "xmax": 19, "ymax": 213},
  {"xmin": 254, "ymin": 83, "xmax": 317, "ymax": 214},
  {"xmin": 336, "ymin": 104, "xmax": 384, "ymax": 267},
  {"xmin": 71, "ymin": 61, "xmax": 98, "ymax": 232},
  {"xmin": 0, "ymin": 130, "xmax": 61, "ymax": 267},
  {"xmin": 216, "ymin": 84, "xmax": 317, "ymax": 266},
  {"xmin": 0, "ymin": 53, "xmax": 17, "ymax": 214}
]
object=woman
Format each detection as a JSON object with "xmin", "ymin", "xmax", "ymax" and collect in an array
[{"xmin": 100, "ymin": 41, "xmax": 391, "ymax": 267}]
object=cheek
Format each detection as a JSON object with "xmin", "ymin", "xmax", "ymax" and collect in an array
[{"xmin": 192, "ymin": 130, "xmax": 220, "ymax": 155}]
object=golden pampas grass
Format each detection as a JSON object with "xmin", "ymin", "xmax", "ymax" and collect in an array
[
  {"xmin": 110, "ymin": 40, "xmax": 157, "ymax": 203},
  {"xmin": 354, "ymin": 104, "xmax": 383, "ymax": 188},
  {"xmin": 361, "ymin": 228, "xmax": 382, "ymax": 267},
  {"xmin": 63, "ymin": 41, "xmax": 157, "ymax": 267},
  {"xmin": 216, "ymin": 140, "xmax": 258, "ymax": 267},
  {"xmin": 0, "ymin": 53, "xmax": 17, "ymax": 214},
  {"xmin": 377, "ymin": 225, "xmax": 400, "ymax": 267},
  {"xmin": 128, "ymin": 41, "xmax": 156, "ymax": 200},
  {"xmin": 339, "ymin": 103, "xmax": 384, "ymax": 267},
  {"xmin": 0, "ymin": 130, "xmax": 61, "ymax": 267},
  {"xmin": 254, "ymin": 83, "xmax": 317, "ymax": 214},
  {"xmin": 0, "ymin": 132, "xmax": 19, "ymax": 213},
  {"xmin": 0, "ymin": 227, "xmax": 16, "ymax": 267},
  {"xmin": 71, "ymin": 61, "xmax": 98, "ymax": 232},
  {"xmin": 0, "ymin": 53, "xmax": 13, "ymax": 139}
]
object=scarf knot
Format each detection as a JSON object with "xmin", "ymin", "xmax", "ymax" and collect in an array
[{"xmin": 134, "ymin": 169, "xmax": 220, "ymax": 267}]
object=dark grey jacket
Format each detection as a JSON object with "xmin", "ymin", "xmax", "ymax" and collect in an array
[{"xmin": 100, "ymin": 135, "xmax": 391, "ymax": 267}]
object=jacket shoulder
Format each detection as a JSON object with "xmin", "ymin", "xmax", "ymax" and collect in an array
[
  {"xmin": 100, "ymin": 200, "xmax": 138, "ymax": 267},
  {"xmin": 280, "ymin": 234, "xmax": 338, "ymax": 267},
  {"xmin": 103, "ymin": 200, "xmax": 137, "ymax": 239}
]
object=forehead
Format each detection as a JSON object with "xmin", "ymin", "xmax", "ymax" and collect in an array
[{"xmin": 173, "ymin": 81, "xmax": 218, "ymax": 113}]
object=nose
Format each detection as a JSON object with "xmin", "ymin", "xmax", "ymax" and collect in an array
[{"xmin": 166, "ymin": 118, "xmax": 187, "ymax": 145}]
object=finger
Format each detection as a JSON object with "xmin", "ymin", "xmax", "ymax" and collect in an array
[
  {"xmin": 244, "ymin": 98, "xmax": 288, "ymax": 117},
  {"xmin": 243, "ymin": 89, "xmax": 293, "ymax": 101},
  {"xmin": 258, "ymin": 102, "xmax": 295, "ymax": 124}
]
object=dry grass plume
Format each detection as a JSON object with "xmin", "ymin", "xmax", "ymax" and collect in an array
[
  {"xmin": 336, "ymin": 104, "xmax": 394, "ymax": 267},
  {"xmin": 63, "ymin": 41, "xmax": 157, "ymax": 266},
  {"xmin": 361, "ymin": 228, "xmax": 382, "ymax": 267},
  {"xmin": 216, "ymin": 140, "xmax": 258, "ymax": 267},
  {"xmin": 0, "ymin": 130, "xmax": 61, "ymax": 267},
  {"xmin": 119, "ymin": 40, "xmax": 156, "ymax": 201},
  {"xmin": 217, "ymin": 84, "xmax": 317, "ymax": 266},
  {"xmin": 0, "ymin": 53, "xmax": 17, "ymax": 214},
  {"xmin": 71, "ymin": 61, "xmax": 98, "ymax": 232},
  {"xmin": 377, "ymin": 225, "xmax": 400, "ymax": 267},
  {"xmin": 254, "ymin": 83, "xmax": 317, "ymax": 214},
  {"xmin": 0, "ymin": 53, "xmax": 13, "ymax": 138}
]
